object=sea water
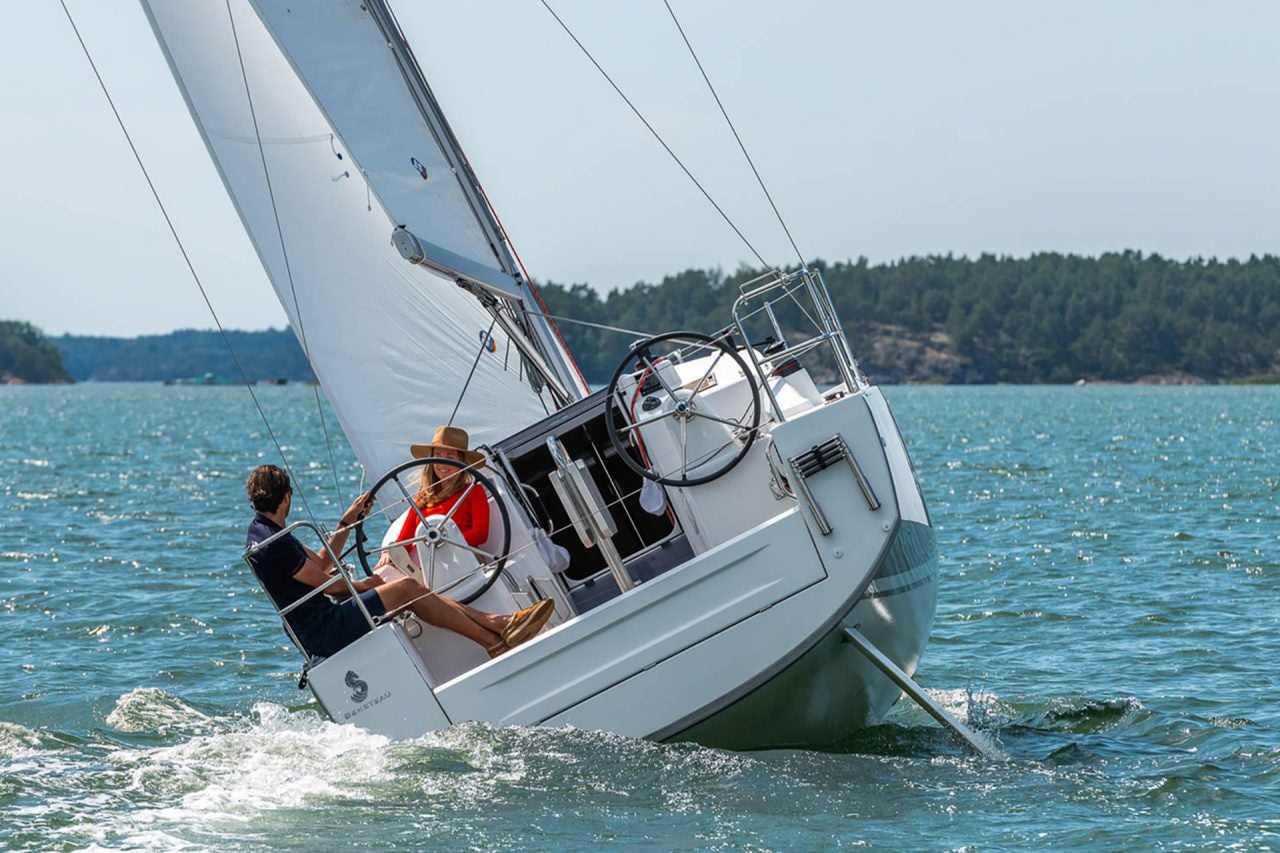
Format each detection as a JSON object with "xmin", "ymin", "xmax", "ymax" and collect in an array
[{"xmin": 1, "ymin": 383, "xmax": 1277, "ymax": 850}]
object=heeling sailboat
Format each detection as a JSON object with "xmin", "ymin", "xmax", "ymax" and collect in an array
[{"xmin": 142, "ymin": 0, "xmax": 941, "ymax": 750}]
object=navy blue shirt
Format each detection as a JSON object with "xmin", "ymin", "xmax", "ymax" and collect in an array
[{"xmin": 245, "ymin": 514, "xmax": 336, "ymax": 638}]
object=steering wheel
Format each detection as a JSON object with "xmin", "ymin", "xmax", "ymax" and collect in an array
[
  {"xmin": 354, "ymin": 457, "xmax": 511, "ymax": 605},
  {"xmin": 605, "ymin": 330, "xmax": 762, "ymax": 487}
]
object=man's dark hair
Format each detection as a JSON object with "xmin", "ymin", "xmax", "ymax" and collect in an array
[{"xmin": 246, "ymin": 464, "xmax": 291, "ymax": 513}]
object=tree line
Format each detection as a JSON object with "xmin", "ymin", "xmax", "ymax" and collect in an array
[
  {"xmin": 6, "ymin": 251, "xmax": 1279, "ymax": 384},
  {"xmin": 52, "ymin": 328, "xmax": 315, "ymax": 383},
  {"xmin": 535, "ymin": 251, "xmax": 1280, "ymax": 384},
  {"xmin": 0, "ymin": 320, "xmax": 72, "ymax": 383}
]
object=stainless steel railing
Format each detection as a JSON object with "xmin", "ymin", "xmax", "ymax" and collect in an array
[
  {"xmin": 242, "ymin": 519, "xmax": 377, "ymax": 662},
  {"xmin": 731, "ymin": 268, "xmax": 865, "ymax": 423}
]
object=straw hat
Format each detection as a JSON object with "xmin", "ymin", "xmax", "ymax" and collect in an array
[{"xmin": 409, "ymin": 426, "xmax": 486, "ymax": 467}]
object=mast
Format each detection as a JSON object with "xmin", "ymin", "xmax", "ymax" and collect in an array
[{"xmin": 365, "ymin": 0, "xmax": 587, "ymax": 400}]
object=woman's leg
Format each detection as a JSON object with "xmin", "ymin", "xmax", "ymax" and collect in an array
[{"xmin": 374, "ymin": 577, "xmax": 499, "ymax": 648}]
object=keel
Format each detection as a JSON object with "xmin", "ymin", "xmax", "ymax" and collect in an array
[{"xmin": 843, "ymin": 627, "xmax": 1006, "ymax": 760}]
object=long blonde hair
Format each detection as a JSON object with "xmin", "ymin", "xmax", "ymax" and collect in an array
[{"xmin": 413, "ymin": 462, "xmax": 471, "ymax": 510}]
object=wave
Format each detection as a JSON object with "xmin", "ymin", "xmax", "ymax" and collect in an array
[
  {"xmin": 30, "ymin": 702, "xmax": 391, "ymax": 850},
  {"xmin": 0, "ymin": 720, "xmax": 42, "ymax": 759},
  {"xmin": 27, "ymin": 701, "xmax": 764, "ymax": 850},
  {"xmin": 105, "ymin": 688, "xmax": 218, "ymax": 737},
  {"xmin": 1028, "ymin": 696, "xmax": 1145, "ymax": 733},
  {"xmin": 5, "ymin": 684, "xmax": 1277, "ymax": 851}
]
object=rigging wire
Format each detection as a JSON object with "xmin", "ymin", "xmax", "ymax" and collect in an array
[
  {"xmin": 523, "ymin": 310, "xmax": 660, "ymax": 343},
  {"xmin": 661, "ymin": 0, "xmax": 807, "ymax": 271},
  {"xmin": 538, "ymin": 0, "xmax": 773, "ymax": 272},
  {"xmin": 447, "ymin": 316, "xmax": 501, "ymax": 428},
  {"xmin": 224, "ymin": 0, "xmax": 346, "ymax": 507},
  {"xmin": 56, "ymin": 0, "xmax": 321, "ymax": 523}
]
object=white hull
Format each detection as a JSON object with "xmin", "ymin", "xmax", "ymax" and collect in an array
[
  {"xmin": 305, "ymin": 387, "xmax": 939, "ymax": 750},
  {"xmin": 669, "ymin": 520, "xmax": 937, "ymax": 748}
]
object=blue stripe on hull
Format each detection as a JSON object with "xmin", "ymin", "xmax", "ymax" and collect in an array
[{"xmin": 666, "ymin": 520, "xmax": 939, "ymax": 750}]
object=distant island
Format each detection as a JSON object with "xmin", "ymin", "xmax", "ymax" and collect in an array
[
  {"xmin": 5, "ymin": 252, "xmax": 1279, "ymax": 385},
  {"xmin": 0, "ymin": 321, "xmax": 72, "ymax": 384},
  {"xmin": 53, "ymin": 327, "xmax": 315, "ymax": 384}
]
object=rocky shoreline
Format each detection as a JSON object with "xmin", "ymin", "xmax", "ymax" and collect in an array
[{"xmin": 848, "ymin": 324, "xmax": 1271, "ymax": 386}]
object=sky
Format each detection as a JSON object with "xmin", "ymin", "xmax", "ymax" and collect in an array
[{"xmin": 2, "ymin": 0, "xmax": 1278, "ymax": 337}]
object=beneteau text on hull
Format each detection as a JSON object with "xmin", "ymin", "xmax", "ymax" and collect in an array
[{"xmin": 142, "ymin": 0, "xmax": 939, "ymax": 750}]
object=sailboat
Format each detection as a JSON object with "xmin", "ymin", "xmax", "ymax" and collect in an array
[{"xmin": 140, "ymin": 0, "xmax": 941, "ymax": 750}]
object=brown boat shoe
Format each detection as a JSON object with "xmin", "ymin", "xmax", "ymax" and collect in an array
[{"xmin": 501, "ymin": 598, "xmax": 555, "ymax": 648}]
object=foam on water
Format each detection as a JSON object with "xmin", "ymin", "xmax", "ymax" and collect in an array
[
  {"xmin": 105, "ymin": 688, "xmax": 217, "ymax": 736},
  {"xmin": 45, "ymin": 701, "xmax": 391, "ymax": 849},
  {"xmin": 22, "ymin": 699, "xmax": 770, "ymax": 850},
  {"xmin": 0, "ymin": 721, "xmax": 42, "ymax": 759}
]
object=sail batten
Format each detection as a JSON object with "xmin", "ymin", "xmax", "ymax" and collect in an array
[{"xmin": 140, "ymin": 0, "xmax": 556, "ymax": 479}]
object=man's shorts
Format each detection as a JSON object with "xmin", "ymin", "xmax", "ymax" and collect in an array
[{"xmin": 297, "ymin": 589, "xmax": 388, "ymax": 658}]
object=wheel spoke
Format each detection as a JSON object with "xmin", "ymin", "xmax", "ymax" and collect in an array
[
  {"xmin": 440, "ymin": 535, "xmax": 499, "ymax": 565},
  {"xmin": 687, "ymin": 350, "xmax": 724, "ymax": 400},
  {"xmin": 620, "ymin": 408, "xmax": 677, "ymax": 434},
  {"xmin": 605, "ymin": 330, "xmax": 761, "ymax": 490},
  {"xmin": 639, "ymin": 354, "xmax": 679, "ymax": 398},
  {"xmin": 441, "ymin": 480, "xmax": 479, "ymax": 527},
  {"xmin": 426, "ymin": 544, "xmax": 438, "ymax": 588},
  {"xmin": 689, "ymin": 409, "xmax": 749, "ymax": 430},
  {"xmin": 391, "ymin": 474, "xmax": 436, "ymax": 535},
  {"xmin": 365, "ymin": 528, "xmax": 431, "ymax": 556},
  {"xmin": 680, "ymin": 416, "xmax": 689, "ymax": 483}
]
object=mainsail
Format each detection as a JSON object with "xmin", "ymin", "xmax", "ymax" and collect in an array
[{"xmin": 140, "ymin": 0, "xmax": 585, "ymax": 479}]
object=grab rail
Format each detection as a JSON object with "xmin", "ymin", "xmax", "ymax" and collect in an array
[
  {"xmin": 243, "ymin": 520, "xmax": 377, "ymax": 662},
  {"xmin": 731, "ymin": 268, "xmax": 865, "ymax": 423},
  {"xmin": 546, "ymin": 437, "xmax": 634, "ymax": 592}
]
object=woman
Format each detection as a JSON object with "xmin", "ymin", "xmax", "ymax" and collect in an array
[
  {"xmin": 396, "ymin": 425, "xmax": 491, "ymax": 552},
  {"xmin": 379, "ymin": 426, "xmax": 552, "ymax": 655}
]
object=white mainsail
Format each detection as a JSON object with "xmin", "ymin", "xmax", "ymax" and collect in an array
[{"xmin": 140, "ymin": 0, "xmax": 575, "ymax": 480}]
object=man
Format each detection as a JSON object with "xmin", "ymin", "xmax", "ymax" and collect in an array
[{"xmin": 244, "ymin": 464, "xmax": 552, "ymax": 659}]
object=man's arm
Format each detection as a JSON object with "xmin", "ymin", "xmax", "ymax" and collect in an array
[
  {"xmin": 290, "ymin": 491, "xmax": 378, "ymax": 594},
  {"xmin": 293, "ymin": 548, "xmax": 383, "ymax": 595}
]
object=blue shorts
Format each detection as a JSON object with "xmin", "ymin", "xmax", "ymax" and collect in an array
[{"xmin": 296, "ymin": 588, "xmax": 387, "ymax": 658}]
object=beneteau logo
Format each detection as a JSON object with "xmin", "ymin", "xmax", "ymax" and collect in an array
[{"xmin": 345, "ymin": 670, "xmax": 369, "ymax": 703}]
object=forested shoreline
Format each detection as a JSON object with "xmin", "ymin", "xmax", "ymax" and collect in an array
[
  {"xmin": 52, "ymin": 328, "xmax": 314, "ymax": 383},
  {"xmin": 0, "ymin": 321, "xmax": 72, "ymax": 384},
  {"xmin": 537, "ymin": 251, "xmax": 1280, "ymax": 385},
  {"xmin": 5, "ymin": 252, "xmax": 1279, "ymax": 385}
]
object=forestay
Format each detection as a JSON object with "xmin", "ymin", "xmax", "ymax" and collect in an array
[{"xmin": 141, "ymin": 0, "xmax": 558, "ymax": 479}]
